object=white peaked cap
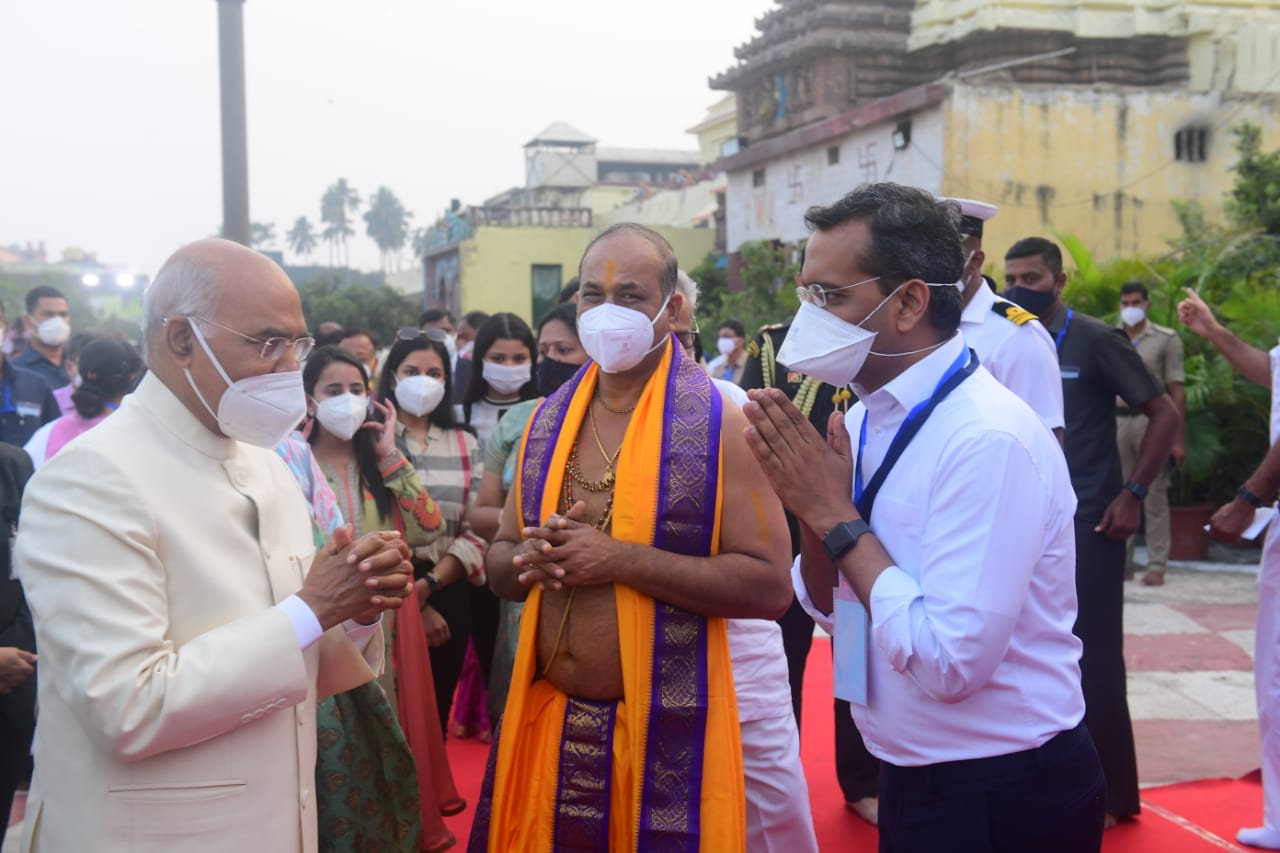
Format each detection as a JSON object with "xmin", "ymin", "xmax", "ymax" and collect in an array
[{"xmin": 944, "ymin": 198, "xmax": 998, "ymax": 221}]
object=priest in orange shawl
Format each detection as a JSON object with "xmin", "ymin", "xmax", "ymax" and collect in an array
[{"xmin": 472, "ymin": 224, "xmax": 794, "ymax": 852}]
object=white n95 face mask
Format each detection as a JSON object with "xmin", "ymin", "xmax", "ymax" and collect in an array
[
  {"xmin": 34, "ymin": 316, "xmax": 71, "ymax": 347},
  {"xmin": 395, "ymin": 375, "xmax": 446, "ymax": 417},
  {"xmin": 777, "ymin": 288, "xmax": 899, "ymax": 388},
  {"xmin": 716, "ymin": 336, "xmax": 736, "ymax": 356},
  {"xmin": 184, "ymin": 321, "xmax": 308, "ymax": 448},
  {"xmin": 482, "ymin": 361, "xmax": 531, "ymax": 396},
  {"xmin": 578, "ymin": 294, "xmax": 672, "ymax": 374},
  {"xmin": 314, "ymin": 393, "xmax": 369, "ymax": 441},
  {"xmin": 1120, "ymin": 306, "xmax": 1146, "ymax": 327}
]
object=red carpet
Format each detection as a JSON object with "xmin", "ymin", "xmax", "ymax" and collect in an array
[{"xmin": 443, "ymin": 637, "xmax": 1267, "ymax": 851}]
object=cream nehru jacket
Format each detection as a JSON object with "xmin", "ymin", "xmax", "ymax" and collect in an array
[{"xmin": 16, "ymin": 372, "xmax": 380, "ymax": 853}]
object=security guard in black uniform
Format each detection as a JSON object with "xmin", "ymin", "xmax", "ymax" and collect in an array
[{"xmin": 740, "ymin": 322, "xmax": 881, "ymax": 822}]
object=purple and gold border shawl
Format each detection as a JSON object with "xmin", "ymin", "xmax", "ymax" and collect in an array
[{"xmin": 638, "ymin": 340, "xmax": 723, "ymax": 852}]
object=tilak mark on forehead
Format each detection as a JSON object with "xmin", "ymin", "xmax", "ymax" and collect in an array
[{"xmin": 604, "ymin": 259, "xmax": 617, "ymax": 296}]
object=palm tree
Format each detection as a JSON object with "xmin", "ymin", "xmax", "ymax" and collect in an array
[
  {"xmin": 411, "ymin": 227, "xmax": 431, "ymax": 261},
  {"xmin": 320, "ymin": 178, "xmax": 361, "ymax": 270},
  {"xmin": 250, "ymin": 221, "xmax": 276, "ymax": 249},
  {"xmin": 363, "ymin": 187, "xmax": 413, "ymax": 273},
  {"xmin": 286, "ymin": 216, "xmax": 318, "ymax": 262}
]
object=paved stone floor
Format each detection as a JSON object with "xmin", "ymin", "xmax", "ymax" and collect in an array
[{"xmin": 1125, "ymin": 555, "xmax": 1264, "ymax": 788}]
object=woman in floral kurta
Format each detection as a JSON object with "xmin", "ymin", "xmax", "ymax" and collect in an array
[{"xmin": 304, "ymin": 346, "xmax": 461, "ymax": 853}]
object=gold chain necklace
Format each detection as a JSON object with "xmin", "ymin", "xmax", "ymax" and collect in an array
[
  {"xmin": 588, "ymin": 405, "xmax": 624, "ymax": 476},
  {"xmin": 596, "ymin": 395, "xmax": 636, "ymax": 415},
  {"xmin": 542, "ymin": 462, "xmax": 616, "ymax": 677},
  {"xmin": 565, "ymin": 441, "xmax": 617, "ymax": 492}
]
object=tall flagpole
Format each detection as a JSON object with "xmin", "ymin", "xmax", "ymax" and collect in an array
[{"xmin": 217, "ymin": 0, "xmax": 250, "ymax": 246}]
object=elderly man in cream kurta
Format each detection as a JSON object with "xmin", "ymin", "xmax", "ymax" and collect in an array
[{"xmin": 15, "ymin": 239, "xmax": 416, "ymax": 853}]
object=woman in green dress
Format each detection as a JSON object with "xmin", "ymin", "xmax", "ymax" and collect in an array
[{"xmin": 304, "ymin": 345, "xmax": 462, "ymax": 853}]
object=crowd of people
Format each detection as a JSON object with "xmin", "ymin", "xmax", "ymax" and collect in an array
[{"xmin": 1, "ymin": 181, "xmax": 1278, "ymax": 853}]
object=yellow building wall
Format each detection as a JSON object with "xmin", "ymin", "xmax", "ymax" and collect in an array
[
  {"xmin": 690, "ymin": 95, "xmax": 739, "ymax": 166},
  {"xmin": 651, "ymin": 226, "xmax": 717, "ymax": 275},
  {"xmin": 911, "ymin": 2, "xmax": 1280, "ymax": 94},
  {"xmin": 458, "ymin": 227, "xmax": 596, "ymax": 322},
  {"xmin": 457, "ymin": 225, "xmax": 716, "ymax": 322},
  {"xmin": 941, "ymin": 82, "xmax": 1280, "ymax": 262},
  {"xmin": 583, "ymin": 186, "xmax": 640, "ymax": 217}
]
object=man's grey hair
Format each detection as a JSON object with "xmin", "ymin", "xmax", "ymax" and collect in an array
[
  {"xmin": 140, "ymin": 257, "xmax": 220, "ymax": 357},
  {"xmin": 675, "ymin": 269, "xmax": 700, "ymax": 311}
]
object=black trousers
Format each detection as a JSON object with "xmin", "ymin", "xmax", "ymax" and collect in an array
[
  {"xmin": 878, "ymin": 724, "xmax": 1106, "ymax": 853},
  {"xmin": 1073, "ymin": 519, "xmax": 1141, "ymax": 816},
  {"xmin": 0, "ymin": 723, "xmax": 32, "ymax": 849},
  {"xmin": 469, "ymin": 583, "xmax": 501, "ymax": 686},
  {"xmin": 426, "ymin": 580, "xmax": 471, "ymax": 731},
  {"xmin": 778, "ymin": 595, "xmax": 880, "ymax": 801}
]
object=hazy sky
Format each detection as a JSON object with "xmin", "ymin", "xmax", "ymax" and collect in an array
[{"xmin": 2, "ymin": 0, "xmax": 777, "ymax": 275}]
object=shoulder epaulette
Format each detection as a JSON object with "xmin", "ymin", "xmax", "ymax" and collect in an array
[{"xmin": 992, "ymin": 299, "xmax": 1037, "ymax": 326}]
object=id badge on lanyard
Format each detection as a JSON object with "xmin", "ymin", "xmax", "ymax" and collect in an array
[{"xmin": 833, "ymin": 575, "xmax": 869, "ymax": 706}]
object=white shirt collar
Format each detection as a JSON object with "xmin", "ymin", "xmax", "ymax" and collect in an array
[
  {"xmin": 855, "ymin": 332, "xmax": 967, "ymax": 420},
  {"xmin": 959, "ymin": 280, "xmax": 996, "ymax": 327}
]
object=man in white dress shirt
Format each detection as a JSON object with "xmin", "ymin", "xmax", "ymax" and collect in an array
[
  {"xmin": 743, "ymin": 184, "xmax": 1104, "ymax": 852},
  {"xmin": 947, "ymin": 197, "xmax": 1064, "ymax": 440},
  {"xmin": 16, "ymin": 239, "xmax": 416, "ymax": 852},
  {"xmin": 1181, "ymin": 287, "xmax": 1280, "ymax": 850}
]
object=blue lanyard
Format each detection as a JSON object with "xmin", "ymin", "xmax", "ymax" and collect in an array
[
  {"xmin": 0, "ymin": 384, "xmax": 12, "ymax": 415},
  {"xmin": 1054, "ymin": 309, "xmax": 1074, "ymax": 351},
  {"xmin": 855, "ymin": 348, "xmax": 979, "ymax": 520}
]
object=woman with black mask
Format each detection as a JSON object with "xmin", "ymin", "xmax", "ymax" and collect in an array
[{"xmin": 469, "ymin": 303, "xmax": 588, "ymax": 726}]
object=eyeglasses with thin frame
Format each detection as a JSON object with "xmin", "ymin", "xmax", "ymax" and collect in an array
[
  {"xmin": 672, "ymin": 316, "xmax": 701, "ymax": 350},
  {"xmin": 397, "ymin": 326, "xmax": 450, "ymax": 343},
  {"xmin": 796, "ymin": 275, "xmax": 881, "ymax": 308},
  {"xmin": 187, "ymin": 315, "xmax": 315, "ymax": 362}
]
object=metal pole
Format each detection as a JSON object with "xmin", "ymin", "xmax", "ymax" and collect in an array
[{"xmin": 217, "ymin": 0, "xmax": 250, "ymax": 246}]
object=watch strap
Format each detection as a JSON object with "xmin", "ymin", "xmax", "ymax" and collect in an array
[
  {"xmin": 1123, "ymin": 481, "xmax": 1148, "ymax": 500},
  {"xmin": 822, "ymin": 519, "xmax": 872, "ymax": 561},
  {"xmin": 1239, "ymin": 485, "xmax": 1266, "ymax": 509}
]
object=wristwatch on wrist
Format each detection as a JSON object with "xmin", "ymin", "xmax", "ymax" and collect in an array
[
  {"xmin": 821, "ymin": 519, "xmax": 872, "ymax": 561},
  {"xmin": 424, "ymin": 571, "xmax": 442, "ymax": 593},
  {"xmin": 1123, "ymin": 481, "xmax": 1149, "ymax": 500},
  {"xmin": 1238, "ymin": 485, "xmax": 1267, "ymax": 509}
]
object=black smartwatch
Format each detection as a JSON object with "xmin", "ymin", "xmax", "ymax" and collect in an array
[
  {"xmin": 1238, "ymin": 485, "xmax": 1267, "ymax": 509},
  {"xmin": 1123, "ymin": 481, "xmax": 1148, "ymax": 500},
  {"xmin": 822, "ymin": 519, "xmax": 872, "ymax": 560},
  {"xmin": 424, "ymin": 571, "xmax": 442, "ymax": 593}
]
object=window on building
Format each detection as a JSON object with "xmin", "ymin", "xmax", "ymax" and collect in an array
[
  {"xmin": 531, "ymin": 264, "xmax": 563, "ymax": 325},
  {"xmin": 752, "ymin": 169, "xmax": 766, "ymax": 187},
  {"xmin": 827, "ymin": 146, "xmax": 841, "ymax": 166},
  {"xmin": 1175, "ymin": 127, "xmax": 1209, "ymax": 163}
]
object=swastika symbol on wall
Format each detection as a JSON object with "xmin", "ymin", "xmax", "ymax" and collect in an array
[
  {"xmin": 787, "ymin": 165, "xmax": 804, "ymax": 204},
  {"xmin": 857, "ymin": 142, "xmax": 878, "ymax": 183}
]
